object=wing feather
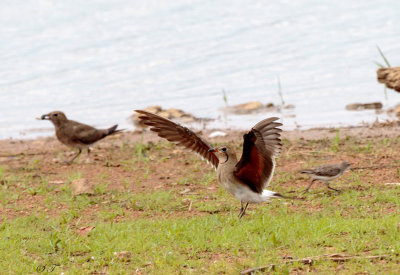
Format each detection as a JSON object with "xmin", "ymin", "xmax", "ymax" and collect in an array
[
  {"xmin": 66, "ymin": 122, "xmax": 105, "ymax": 145},
  {"xmin": 135, "ymin": 110, "xmax": 219, "ymax": 168},
  {"xmin": 234, "ymin": 117, "xmax": 282, "ymax": 193},
  {"xmin": 301, "ymin": 165, "xmax": 341, "ymax": 177}
]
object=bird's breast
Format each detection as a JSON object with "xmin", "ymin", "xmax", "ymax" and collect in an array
[{"xmin": 217, "ymin": 166, "xmax": 236, "ymax": 194}]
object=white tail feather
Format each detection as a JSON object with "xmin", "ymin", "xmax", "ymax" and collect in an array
[{"xmin": 261, "ymin": 189, "xmax": 280, "ymax": 201}]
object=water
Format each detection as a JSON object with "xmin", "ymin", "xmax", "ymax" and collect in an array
[{"xmin": 1, "ymin": 0, "xmax": 400, "ymax": 139}]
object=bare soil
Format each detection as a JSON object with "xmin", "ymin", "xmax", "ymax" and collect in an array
[{"xmin": 1, "ymin": 122, "xmax": 400, "ymax": 222}]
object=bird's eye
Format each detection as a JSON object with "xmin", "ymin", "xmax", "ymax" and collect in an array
[
  {"xmin": 53, "ymin": 114, "xmax": 58, "ymax": 117},
  {"xmin": 222, "ymin": 147, "xmax": 227, "ymax": 152}
]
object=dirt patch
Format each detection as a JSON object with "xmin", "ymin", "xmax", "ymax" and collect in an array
[{"xmin": 1, "ymin": 123, "xmax": 400, "ymax": 222}]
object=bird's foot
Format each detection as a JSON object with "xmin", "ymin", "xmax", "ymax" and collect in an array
[{"xmin": 328, "ymin": 186, "xmax": 341, "ymax": 192}]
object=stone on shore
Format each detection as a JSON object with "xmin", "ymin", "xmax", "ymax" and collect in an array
[
  {"xmin": 345, "ymin": 102, "xmax": 383, "ymax": 111},
  {"xmin": 130, "ymin": 106, "xmax": 201, "ymax": 128},
  {"xmin": 377, "ymin": 67, "xmax": 400, "ymax": 92}
]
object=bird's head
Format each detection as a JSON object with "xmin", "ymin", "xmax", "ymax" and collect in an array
[
  {"xmin": 340, "ymin": 161, "xmax": 351, "ymax": 171},
  {"xmin": 41, "ymin": 111, "xmax": 68, "ymax": 126},
  {"xmin": 208, "ymin": 145, "xmax": 235, "ymax": 164}
]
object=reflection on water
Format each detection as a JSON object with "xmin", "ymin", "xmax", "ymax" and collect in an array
[{"xmin": 0, "ymin": 0, "xmax": 400, "ymax": 139}]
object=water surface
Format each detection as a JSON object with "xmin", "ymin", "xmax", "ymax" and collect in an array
[{"xmin": 1, "ymin": 0, "xmax": 400, "ymax": 139}]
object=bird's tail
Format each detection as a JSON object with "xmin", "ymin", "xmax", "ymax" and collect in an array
[
  {"xmin": 262, "ymin": 190, "xmax": 303, "ymax": 200},
  {"xmin": 106, "ymin": 124, "xmax": 124, "ymax": 136},
  {"xmin": 300, "ymin": 169, "xmax": 313, "ymax": 174}
]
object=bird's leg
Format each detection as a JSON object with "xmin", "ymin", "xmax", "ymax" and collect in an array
[
  {"xmin": 239, "ymin": 202, "xmax": 244, "ymax": 215},
  {"xmin": 67, "ymin": 148, "xmax": 82, "ymax": 164},
  {"xmin": 238, "ymin": 202, "xmax": 244, "ymax": 217},
  {"xmin": 239, "ymin": 202, "xmax": 249, "ymax": 219},
  {"xmin": 326, "ymin": 183, "xmax": 340, "ymax": 192},
  {"xmin": 303, "ymin": 179, "xmax": 317, "ymax": 194},
  {"xmin": 85, "ymin": 148, "xmax": 92, "ymax": 163}
]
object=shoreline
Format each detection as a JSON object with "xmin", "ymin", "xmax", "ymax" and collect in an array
[
  {"xmin": 3, "ymin": 102, "xmax": 398, "ymax": 141},
  {"xmin": 1, "ymin": 119, "xmax": 399, "ymax": 149}
]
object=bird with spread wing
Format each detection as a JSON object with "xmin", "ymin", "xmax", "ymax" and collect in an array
[{"xmin": 136, "ymin": 110, "xmax": 288, "ymax": 218}]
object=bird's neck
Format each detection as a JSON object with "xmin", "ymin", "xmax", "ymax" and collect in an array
[
  {"xmin": 52, "ymin": 119, "xmax": 67, "ymax": 128},
  {"xmin": 218, "ymin": 153, "xmax": 237, "ymax": 168}
]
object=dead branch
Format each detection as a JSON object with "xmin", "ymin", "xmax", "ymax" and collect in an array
[{"xmin": 240, "ymin": 254, "xmax": 389, "ymax": 274}]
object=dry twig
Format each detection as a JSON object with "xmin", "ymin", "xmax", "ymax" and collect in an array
[{"xmin": 240, "ymin": 254, "xmax": 389, "ymax": 274}]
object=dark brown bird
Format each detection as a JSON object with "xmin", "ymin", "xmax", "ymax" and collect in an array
[
  {"xmin": 135, "ymin": 110, "xmax": 286, "ymax": 218},
  {"xmin": 41, "ymin": 111, "xmax": 122, "ymax": 164},
  {"xmin": 301, "ymin": 161, "xmax": 351, "ymax": 193}
]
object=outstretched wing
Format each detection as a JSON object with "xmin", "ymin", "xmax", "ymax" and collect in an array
[
  {"xmin": 234, "ymin": 117, "xmax": 282, "ymax": 193},
  {"xmin": 135, "ymin": 110, "xmax": 219, "ymax": 168}
]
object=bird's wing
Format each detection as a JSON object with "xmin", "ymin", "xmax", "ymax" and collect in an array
[
  {"xmin": 135, "ymin": 110, "xmax": 219, "ymax": 168},
  {"xmin": 68, "ymin": 122, "xmax": 104, "ymax": 145},
  {"xmin": 234, "ymin": 117, "xmax": 282, "ymax": 193},
  {"xmin": 313, "ymin": 166, "xmax": 341, "ymax": 177}
]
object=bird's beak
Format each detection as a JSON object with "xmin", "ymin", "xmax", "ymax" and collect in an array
[
  {"xmin": 208, "ymin": 148, "xmax": 218, "ymax": 153},
  {"xmin": 41, "ymin": 114, "xmax": 50, "ymax": 120}
]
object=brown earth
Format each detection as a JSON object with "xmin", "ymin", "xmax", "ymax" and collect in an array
[{"xmin": 1, "ymin": 122, "xmax": 400, "ymax": 222}]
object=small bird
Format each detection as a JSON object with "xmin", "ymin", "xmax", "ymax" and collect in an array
[
  {"xmin": 41, "ymin": 111, "xmax": 122, "ymax": 164},
  {"xmin": 300, "ymin": 161, "xmax": 351, "ymax": 193},
  {"xmin": 136, "ymin": 110, "xmax": 286, "ymax": 218}
]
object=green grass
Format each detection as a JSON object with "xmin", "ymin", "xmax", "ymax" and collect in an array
[
  {"xmin": 1, "ymin": 135, "xmax": 400, "ymax": 273},
  {"xmin": 222, "ymin": 89, "xmax": 228, "ymax": 106},
  {"xmin": 375, "ymin": 45, "xmax": 391, "ymax": 100},
  {"xmin": 375, "ymin": 45, "xmax": 391, "ymax": 68},
  {"xmin": 331, "ymin": 128, "xmax": 341, "ymax": 153},
  {"xmin": 1, "ymin": 207, "xmax": 399, "ymax": 274},
  {"xmin": 1, "ymin": 183, "xmax": 399, "ymax": 274}
]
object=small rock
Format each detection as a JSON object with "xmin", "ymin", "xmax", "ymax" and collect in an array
[
  {"xmin": 265, "ymin": 103, "xmax": 275, "ymax": 108},
  {"xmin": 377, "ymin": 67, "xmax": 400, "ymax": 92},
  {"xmin": 71, "ymin": 179, "xmax": 95, "ymax": 195},
  {"xmin": 345, "ymin": 102, "xmax": 383, "ymax": 111},
  {"xmin": 130, "ymin": 106, "xmax": 202, "ymax": 127},
  {"xmin": 224, "ymin": 101, "xmax": 264, "ymax": 114},
  {"xmin": 235, "ymin": 101, "xmax": 263, "ymax": 111},
  {"xmin": 283, "ymin": 104, "xmax": 295, "ymax": 109},
  {"xmin": 157, "ymin": 111, "xmax": 172, "ymax": 119},
  {"xmin": 166, "ymin": 108, "xmax": 184, "ymax": 118},
  {"xmin": 393, "ymin": 104, "xmax": 400, "ymax": 117},
  {"xmin": 144, "ymin": 105, "xmax": 162, "ymax": 114}
]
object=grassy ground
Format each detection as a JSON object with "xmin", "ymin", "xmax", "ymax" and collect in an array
[{"xmin": 0, "ymin": 130, "xmax": 400, "ymax": 274}]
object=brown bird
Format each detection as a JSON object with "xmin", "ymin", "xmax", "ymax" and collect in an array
[
  {"xmin": 300, "ymin": 161, "xmax": 351, "ymax": 193},
  {"xmin": 136, "ymin": 110, "xmax": 286, "ymax": 218},
  {"xmin": 41, "ymin": 111, "xmax": 122, "ymax": 164}
]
